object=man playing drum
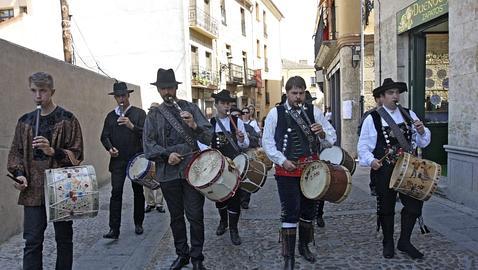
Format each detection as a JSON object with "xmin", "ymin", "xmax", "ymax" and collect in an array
[
  {"xmin": 357, "ymin": 78, "xmax": 431, "ymax": 259},
  {"xmin": 144, "ymin": 68, "xmax": 212, "ymax": 270},
  {"xmin": 206, "ymin": 90, "xmax": 249, "ymax": 246},
  {"xmin": 101, "ymin": 81, "xmax": 146, "ymax": 239},
  {"xmin": 7, "ymin": 72, "xmax": 84, "ymax": 270},
  {"xmin": 263, "ymin": 76, "xmax": 336, "ymax": 270}
]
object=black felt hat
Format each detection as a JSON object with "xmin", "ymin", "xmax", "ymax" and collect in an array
[
  {"xmin": 108, "ymin": 82, "xmax": 134, "ymax": 95},
  {"xmin": 373, "ymin": 78, "xmax": 407, "ymax": 97},
  {"xmin": 211, "ymin": 89, "xmax": 236, "ymax": 102},
  {"xmin": 305, "ymin": 90, "xmax": 317, "ymax": 104},
  {"xmin": 150, "ymin": 68, "xmax": 182, "ymax": 88}
]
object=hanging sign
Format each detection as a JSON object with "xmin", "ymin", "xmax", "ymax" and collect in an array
[{"xmin": 397, "ymin": 0, "xmax": 448, "ymax": 34}]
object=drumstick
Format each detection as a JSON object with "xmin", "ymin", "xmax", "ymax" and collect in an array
[
  {"xmin": 179, "ymin": 150, "xmax": 200, "ymax": 158},
  {"xmin": 378, "ymin": 149, "xmax": 395, "ymax": 163},
  {"xmin": 6, "ymin": 173, "xmax": 23, "ymax": 184}
]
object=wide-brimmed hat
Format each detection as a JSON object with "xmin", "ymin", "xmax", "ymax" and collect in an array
[
  {"xmin": 108, "ymin": 82, "xmax": 134, "ymax": 95},
  {"xmin": 211, "ymin": 89, "xmax": 236, "ymax": 102},
  {"xmin": 150, "ymin": 68, "xmax": 182, "ymax": 88},
  {"xmin": 305, "ymin": 90, "xmax": 317, "ymax": 104},
  {"xmin": 373, "ymin": 78, "xmax": 407, "ymax": 97}
]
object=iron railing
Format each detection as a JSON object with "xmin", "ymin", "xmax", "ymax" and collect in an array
[{"xmin": 189, "ymin": 5, "xmax": 218, "ymax": 37}]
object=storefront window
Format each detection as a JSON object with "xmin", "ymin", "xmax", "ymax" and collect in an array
[{"xmin": 424, "ymin": 33, "xmax": 448, "ymax": 123}]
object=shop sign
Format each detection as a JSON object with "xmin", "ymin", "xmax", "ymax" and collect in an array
[{"xmin": 397, "ymin": 0, "xmax": 448, "ymax": 34}]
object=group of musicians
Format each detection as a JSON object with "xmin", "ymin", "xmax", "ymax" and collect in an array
[{"xmin": 7, "ymin": 69, "xmax": 431, "ymax": 270}]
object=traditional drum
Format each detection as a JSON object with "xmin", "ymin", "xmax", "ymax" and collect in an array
[
  {"xmin": 233, "ymin": 153, "xmax": 267, "ymax": 193},
  {"xmin": 320, "ymin": 146, "xmax": 356, "ymax": 175},
  {"xmin": 45, "ymin": 165, "xmax": 99, "ymax": 222},
  {"xmin": 246, "ymin": 148, "xmax": 273, "ymax": 171},
  {"xmin": 127, "ymin": 153, "xmax": 160, "ymax": 190},
  {"xmin": 390, "ymin": 153, "xmax": 441, "ymax": 201},
  {"xmin": 300, "ymin": 161, "xmax": 352, "ymax": 203},
  {"xmin": 186, "ymin": 149, "xmax": 240, "ymax": 202}
]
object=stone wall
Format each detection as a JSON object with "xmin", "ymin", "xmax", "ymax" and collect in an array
[
  {"xmin": 445, "ymin": 0, "xmax": 478, "ymax": 208},
  {"xmin": 0, "ymin": 38, "xmax": 142, "ymax": 242}
]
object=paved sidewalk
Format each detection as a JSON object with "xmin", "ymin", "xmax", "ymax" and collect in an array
[
  {"xmin": 0, "ymin": 181, "xmax": 171, "ymax": 270},
  {"xmin": 1, "ymin": 166, "xmax": 478, "ymax": 269}
]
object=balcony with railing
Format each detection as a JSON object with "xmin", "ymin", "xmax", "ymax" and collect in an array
[
  {"xmin": 189, "ymin": 5, "xmax": 218, "ymax": 39},
  {"xmin": 191, "ymin": 66, "xmax": 219, "ymax": 89},
  {"xmin": 244, "ymin": 68, "xmax": 256, "ymax": 87},
  {"xmin": 226, "ymin": 63, "xmax": 244, "ymax": 85}
]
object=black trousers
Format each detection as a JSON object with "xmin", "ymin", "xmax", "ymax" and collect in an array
[
  {"xmin": 373, "ymin": 164, "xmax": 423, "ymax": 218},
  {"xmin": 239, "ymin": 189, "xmax": 251, "ymax": 205},
  {"xmin": 161, "ymin": 178, "xmax": 205, "ymax": 262},
  {"xmin": 316, "ymin": 200, "xmax": 324, "ymax": 217},
  {"xmin": 109, "ymin": 166, "xmax": 145, "ymax": 231},
  {"xmin": 23, "ymin": 206, "xmax": 73, "ymax": 270},
  {"xmin": 215, "ymin": 190, "xmax": 241, "ymax": 214},
  {"xmin": 276, "ymin": 175, "xmax": 316, "ymax": 223}
]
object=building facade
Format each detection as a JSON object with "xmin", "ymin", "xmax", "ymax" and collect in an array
[
  {"xmin": 313, "ymin": 0, "xmax": 375, "ymax": 157},
  {"xmin": 0, "ymin": 0, "xmax": 64, "ymax": 60},
  {"xmin": 375, "ymin": 0, "xmax": 478, "ymax": 209},
  {"xmin": 216, "ymin": 0, "xmax": 283, "ymax": 121},
  {"xmin": 281, "ymin": 59, "xmax": 323, "ymax": 108}
]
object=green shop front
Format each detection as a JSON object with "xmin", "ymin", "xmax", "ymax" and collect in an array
[{"xmin": 397, "ymin": 0, "xmax": 449, "ymax": 171}]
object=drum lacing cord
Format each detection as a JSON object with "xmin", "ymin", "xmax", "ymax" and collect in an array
[{"xmin": 418, "ymin": 216, "xmax": 430, "ymax": 234}]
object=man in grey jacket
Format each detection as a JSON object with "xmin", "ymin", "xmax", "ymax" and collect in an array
[{"xmin": 144, "ymin": 68, "xmax": 212, "ymax": 270}]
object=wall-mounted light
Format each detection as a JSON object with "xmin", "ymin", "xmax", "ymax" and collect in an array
[{"xmin": 351, "ymin": 46, "xmax": 361, "ymax": 68}]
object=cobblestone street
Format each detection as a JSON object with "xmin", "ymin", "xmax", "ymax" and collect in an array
[
  {"xmin": 1, "ymin": 167, "xmax": 478, "ymax": 269},
  {"xmin": 147, "ymin": 167, "xmax": 478, "ymax": 269}
]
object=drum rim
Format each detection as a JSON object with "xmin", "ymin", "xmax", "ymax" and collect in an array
[
  {"xmin": 185, "ymin": 149, "xmax": 225, "ymax": 189},
  {"xmin": 320, "ymin": 146, "xmax": 345, "ymax": 165},
  {"xmin": 233, "ymin": 153, "xmax": 250, "ymax": 180},
  {"xmin": 126, "ymin": 153, "xmax": 151, "ymax": 180},
  {"xmin": 300, "ymin": 160, "xmax": 331, "ymax": 200}
]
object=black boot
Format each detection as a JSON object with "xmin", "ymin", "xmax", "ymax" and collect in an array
[
  {"xmin": 103, "ymin": 228, "xmax": 119, "ymax": 239},
  {"xmin": 229, "ymin": 212, "xmax": 242, "ymax": 245},
  {"xmin": 281, "ymin": 228, "xmax": 296, "ymax": 270},
  {"xmin": 298, "ymin": 221, "xmax": 316, "ymax": 263},
  {"xmin": 380, "ymin": 215, "xmax": 395, "ymax": 259},
  {"xmin": 216, "ymin": 208, "xmax": 228, "ymax": 236},
  {"xmin": 397, "ymin": 213, "xmax": 424, "ymax": 259}
]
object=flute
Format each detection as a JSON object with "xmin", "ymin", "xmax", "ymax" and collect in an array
[
  {"xmin": 168, "ymin": 96, "xmax": 183, "ymax": 112},
  {"xmin": 119, "ymin": 102, "xmax": 125, "ymax": 117},
  {"xmin": 226, "ymin": 111, "xmax": 239, "ymax": 131},
  {"xmin": 34, "ymin": 103, "xmax": 41, "ymax": 137},
  {"xmin": 299, "ymin": 103, "xmax": 323, "ymax": 141}
]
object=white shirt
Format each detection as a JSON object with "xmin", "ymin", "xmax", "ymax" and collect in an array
[
  {"xmin": 114, "ymin": 104, "xmax": 132, "ymax": 116},
  {"xmin": 262, "ymin": 100, "xmax": 337, "ymax": 166},
  {"xmin": 197, "ymin": 116, "xmax": 249, "ymax": 150},
  {"xmin": 245, "ymin": 119, "xmax": 262, "ymax": 134},
  {"xmin": 357, "ymin": 106, "xmax": 431, "ymax": 167}
]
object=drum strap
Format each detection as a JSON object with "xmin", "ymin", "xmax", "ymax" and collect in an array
[
  {"xmin": 376, "ymin": 107, "xmax": 412, "ymax": 152},
  {"xmin": 286, "ymin": 108, "xmax": 316, "ymax": 151},
  {"xmin": 214, "ymin": 117, "xmax": 241, "ymax": 154},
  {"xmin": 157, "ymin": 104, "xmax": 197, "ymax": 149}
]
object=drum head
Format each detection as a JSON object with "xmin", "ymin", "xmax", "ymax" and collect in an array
[
  {"xmin": 233, "ymin": 154, "xmax": 248, "ymax": 176},
  {"xmin": 320, "ymin": 146, "xmax": 343, "ymax": 165},
  {"xmin": 187, "ymin": 150, "xmax": 224, "ymax": 187},
  {"xmin": 300, "ymin": 161, "xmax": 330, "ymax": 200},
  {"xmin": 127, "ymin": 154, "xmax": 150, "ymax": 180}
]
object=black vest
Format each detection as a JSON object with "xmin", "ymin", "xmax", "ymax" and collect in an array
[
  {"xmin": 210, "ymin": 116, "xmax": 240, "ymax": 159},
  {"xmin": 274, "ymin": 104, "xmax": 319, "ymax": 161},
  {"xmin": 370, "ymin": 109, "xmax": 413, "ymax": 161}
]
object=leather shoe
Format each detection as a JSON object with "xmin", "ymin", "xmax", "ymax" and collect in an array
[
  {"xmin": 135, "ymin": 225, "xmax": 143, "ymax": 235},
  {"xmin": 156, "ymin": 205, "xmax": 166, "ymax": 213},
  {"xmin": 170, "ymin": 256, "xmax": 189, "ymax": 270},
  {"xmin": 240, "ymin": 201, "xmax": 249, "ymax": 209},
  {"xmin": 316, "ymin": 216, "xmax": 325, "ymax": 228},
  {"xmin": 103, "ymin": 229, "xmax": 119, "ymax": 239},
  {"xmin": 192, "ymin": 260, "xmax": 207, "ymax": 270},
  {"xmin": 145, "ymin": 205, "xmax": 155, "ymax": 213}
]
